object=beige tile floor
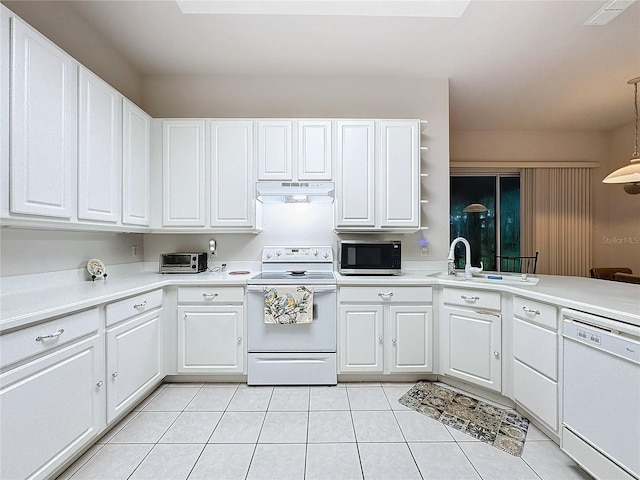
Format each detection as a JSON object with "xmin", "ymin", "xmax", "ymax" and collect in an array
[{"xmin": 56, "ymin": 382, "xmax": 592, "ymax": 480}]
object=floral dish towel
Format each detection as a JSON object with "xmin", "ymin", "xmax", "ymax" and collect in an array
[{"xmin": 264, "ymin": 286, "xmax": 314, "ymax": 324}]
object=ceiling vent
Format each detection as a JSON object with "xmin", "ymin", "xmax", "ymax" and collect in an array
[{"xmin": 583, "ymin": 0, "xmax": 636, "ymax": 26}]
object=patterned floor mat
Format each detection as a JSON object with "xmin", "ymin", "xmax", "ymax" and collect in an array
[{"xmin": 398, "ymin": 381, "xmax": 529, "ymax": 456}]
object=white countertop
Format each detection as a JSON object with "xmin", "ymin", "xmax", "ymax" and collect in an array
[
  {"xmin": 336, "ymin": 271, "xmax": 640, "ymax": 327},
  {"xmin": 1, "ymin": 267, "xmax": 638, "ymax": 333},
  {"xmin": 0, "ymin": 267, "xmax": 258, "ymax": 333}
]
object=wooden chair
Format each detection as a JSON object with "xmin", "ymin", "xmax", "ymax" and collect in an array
[
  {"xmin": 613, "ymin": 272, "xmax": 640, "ymax": 284},
  {"xmin": 495, "ymin": 252, "xmax": 539, "ymax": 274},
  {"xmin": 589, "ymin": 267, "xmax": 633, "ymax": 281}
]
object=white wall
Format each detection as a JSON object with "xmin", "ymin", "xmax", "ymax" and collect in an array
[
  {"xmin": 592, "ymin": 122, "xmax": 640, "ymax": 273},
  {"xmin": 143, "ymin": 203, "xmax": 435, "ymax": 266},
  {"xmin": 450, "ymin": 130, "xmax": 608, "ymax": 163},
  {"xmin": 142, "ymin": 75, "xmax": 450, "ymax": 265},
  {"xmin": 0, "ymin": 229, "xmax": 144, "ymax": 277}
]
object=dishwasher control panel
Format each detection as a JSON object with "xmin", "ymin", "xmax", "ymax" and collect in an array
[{"xmin": 563, "ymin": 318, "xmax": 640, "ymax": 364}]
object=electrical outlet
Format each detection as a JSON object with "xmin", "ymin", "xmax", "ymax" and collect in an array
[
  {"xmin": 131, "ymin": 245, "xmax": 138, "ymax": 258},
  {"xmin": 209, "ymin": 239, "xmax": 216, "ymax": 254}
]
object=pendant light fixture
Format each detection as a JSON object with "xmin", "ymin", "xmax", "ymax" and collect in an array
[
  {"xmin": 603, "ymin": 77, "xmax": 640, "ymax": 194},
  {"xmin": 463, "ymin": 203, "xmax": 489, "ymax": 213}
]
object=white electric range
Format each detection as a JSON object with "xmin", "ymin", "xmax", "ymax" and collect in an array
[{"xmin": 246, "ymin": 246, "xmax": 337, "ymax": 385}]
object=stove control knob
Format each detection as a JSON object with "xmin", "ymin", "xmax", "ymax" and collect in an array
[
  {"xmin": 313, "ymin": 250, "xmax": 319, "ymax": 256},
  {"xmin": 266, "ymin": 252, "xmax": 272, "ymax": 259},
  {"xmin": 276, "ymin": 250, "xmax": 282, "ymax": 257},
  {"xmin": 323, "ymin": 252, "xmax": 329, "ymax": 259}
]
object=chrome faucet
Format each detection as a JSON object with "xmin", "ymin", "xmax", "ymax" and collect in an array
[{"xmin": 448, "ymin": 237, "xmax": 483, "ymax": 279}]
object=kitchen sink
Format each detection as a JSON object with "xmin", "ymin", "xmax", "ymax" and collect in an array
[{"xmin": 430, "ymin": 271, "xmax": 540, "ymax": 285}]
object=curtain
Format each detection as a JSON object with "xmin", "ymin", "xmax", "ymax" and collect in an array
[{"xmin": 521, "ymin": 168, "xmax": 592, "ymax": 277}]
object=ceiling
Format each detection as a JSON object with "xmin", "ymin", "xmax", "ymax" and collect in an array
[{"xmin": 32, "ymin": 1, "xmax": 640, "ymax": 131}]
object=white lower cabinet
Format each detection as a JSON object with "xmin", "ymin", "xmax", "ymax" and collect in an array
[
  {"xmin": 339, "ymin": 286, "xmax": 433, "ymax": 374},
  {"xmin": 440, "ymin": 287, "xmax": 502, "ymax": 392},
  {"xmin": 0, "ymin": 309, "xmax": 104, "ymax": 480},
  {"xmin": 511, "ymin": 296, "xmax": 559, "ymax": 432},
  {"xmin": 177, "ymin": 287, "xmax": 245, "ymax": 374},
  {"xmin": 105, "ymin": 308, "xmax": 163, "ymax": 423}
]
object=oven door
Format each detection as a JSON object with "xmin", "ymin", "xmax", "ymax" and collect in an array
[{"xmin": 247, "ymin": 285, "xmax": 337, "ymax": 352}]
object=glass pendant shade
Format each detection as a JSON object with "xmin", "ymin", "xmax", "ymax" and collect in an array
[
  {"xmin": 463, "ymin": 203, "xmax": 489, "ymax": 213},
  {"xmin": 604, "ymin": 77, "xmax": 640, "ymax": 194}
]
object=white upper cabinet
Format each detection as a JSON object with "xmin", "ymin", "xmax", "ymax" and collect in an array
[
  {"xmin": 122, "ymin": 99, "xmax": 151, "ymax": 226},
  {"xmin": 78, "ymin": 67, "xmax": 122, "ymax": 223},
  {"xmin": 9, "ymin": 15, "xmax": 78, "ymax": 219},
  {"xmin": 335, "ymin": 120, "xmax": 376, "ymax": 228},
  {"xmin": 297, "ymin": 120, "xmax": 332, "ymax": 180},
  {"xmin": 258, "ymin": 120, "xmax": 332, "ymax": 182},
  {"xmin": 378, "ymin": 120, "xmax": 420, "ymax": 228},
  {"xmin": 335, "ymin": 119, "xmax": 420, "ymax": 231},
  {"xmin": 162, "ymin": 120, "xmax": 206, "ymax": 227},
  {"xmin": 209, "ymin": 120, "xmax": 255, "ymax": 227},
  {"xmin": 257, "ymin": 120, "xmax": 292, "ymax": 180}
]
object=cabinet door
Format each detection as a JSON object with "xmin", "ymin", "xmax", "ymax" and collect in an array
[
  {"xmin": 162, "ymin": 120, "xmax": 206, "ymax": 226},
  {"xmin": 78, "ymin": 67, "xmax": 122, "ymax": 223},
  {"xmin": 339, "ymin": 304, "xmax": 384, "ymax": 373},
  {"xmin": 10, "ymin": 16, "xmax": 77, "ymax": 219},
  {"xmin": 389, "ymin": 305, "xmax": 433, "ymax": 373},
  {"xmin": 297, "ymin": 120, "xmax": 332, "ymax": 180},
  {"xmin": 209, "ymin": 120, "xmax": 255, "ymax": 227},
  {"xmin": 335, "ymin": 121, "xmax": 375, "ymax": 227},
  {"xmin": 0, "ymin": 334, "xmax": 104, "ymax": 480},
  {"xmin": 257, "ymin": 120, "xmax": 292, "ymax": 181},
  {"xmin": 378, "ymin": 120, "xmax": 420, "ymax": 228},
  {"xmin": 106, "ymin": 310, "xmax": 163, "ymax": 424},
  {"xmin": 177, "ymin": 306, "xmax": 244, "ymax": 373},
  {"xmin": 122, "ymin": 99, "xmax": 151, "ymax": 226},
  {"xmin": 440, "ymin": 306, "xmax": 502, "ymax": 392}
]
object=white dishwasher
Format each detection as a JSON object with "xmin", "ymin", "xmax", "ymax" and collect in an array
[{"xmin": 562, "ymin": 308, "xmax": 640, "ymax": 480}]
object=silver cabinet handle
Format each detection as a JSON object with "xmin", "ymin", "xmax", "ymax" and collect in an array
[
  {"xmin": 202, "ymin": 293, "xmax": 219, "ymax": 299},
  {"xmin": 36, "ymin": 328, "xmax": 64, "ymax": 342},
  {"xmin": 522, "ymin": 306, "xmax": 540, "ymax": 315},
  {"xmin": 133, "ymin": 300, "xmax": 147, "ymax": 309},
  {"xmin": 96, "ymin": 380, "xmax": 104, "ymax": 388},
  {"xmin": 237, "ymin": 337, "xmax": 242, "ymax": 344},
  {"xmin": 392, "ymin": 339, "xmax": 397, "ymax": 345},
  {"xmin": 461, "ymin": 295, "xmax": 480, "ymax": 302},
  {"xmin": 378, "ymin": 336, "xmax": 384, "ymax": 344},
  {"xmin": 112, "ymin": 371, "xmax": 119, "ymax": 378},
  {"xmin": 494, "ymin": 351, "xmax": 500, "ymax": 358},
  {"xmin": 377, "ymin": 292, "xmax": 394, "ymax": 298}
]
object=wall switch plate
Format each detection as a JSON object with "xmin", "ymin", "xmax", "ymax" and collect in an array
[{"xmin": 131, "ymin": 245, "xmax": 138, "ymax": 258}]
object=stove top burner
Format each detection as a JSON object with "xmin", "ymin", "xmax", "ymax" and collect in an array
[{"xmin": 249, "ymin": 271, "xmax": 336, "ymax": 285}]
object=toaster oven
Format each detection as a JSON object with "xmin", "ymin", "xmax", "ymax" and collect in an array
[{"xmin": 159, "ymin": 253, "xmax": 208, "ymax": 274}]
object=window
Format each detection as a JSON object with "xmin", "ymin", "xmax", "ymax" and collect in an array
[{"xmin": 450, "ymin": 174, "xmax": 520, "ymax": 271}]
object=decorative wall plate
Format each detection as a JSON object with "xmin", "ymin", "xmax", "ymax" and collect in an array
[{"xmin": 87, "ymin": 258, "xmax": 107, "ymax": 280}]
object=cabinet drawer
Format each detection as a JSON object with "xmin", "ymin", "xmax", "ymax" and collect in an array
[
  {"xmin": 513, "ymin": 359, "xmax": 558, "ymax": 431},
  {"xmin": 0, "ymin": 308, "xmax": 100, "ymax": 369},
  {"xmin": 513, "ymin": 296, "xmax": 557, "ymax": 330},
  {"xmin": 513, "ymin": 318, "xmax": 557, "ymax": 380},
  {"xmin": 442, "ymin": 287, "xmax": 501, "ymax": 310},
  {"xmin": 106, "ymin": 289, "xmax": 163, "ymax": 327},
  {"xmin": 178, "ymin": 286, "xmax": 245, "ymax": 304},
  {"xmin": 339, "ymin": 286, "xmax": 432, "ymax": 304}
]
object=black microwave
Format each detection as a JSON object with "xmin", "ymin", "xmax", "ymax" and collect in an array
[{"xmin": 339, "ymin": 241, "xmax": 401, "ymax": 275}]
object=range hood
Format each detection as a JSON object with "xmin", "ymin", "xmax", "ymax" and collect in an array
[{"xmin": 256, "ymin": 182, "xmax": 334, "ymax": 204}]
